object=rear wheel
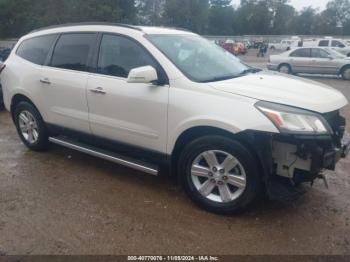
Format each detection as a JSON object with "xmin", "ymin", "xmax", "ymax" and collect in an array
[
  {"xmin": 178, "ymin": 136, "xmax": 261, "ymax": 215},
  {"xmin": 14, "ymin": 101, "xmax": 49, "ymax": 151},
  {"xmin": 341, "ymin": 66, "xmax": 350, "ymax": 80},
  {"xmin": 278, "ymin": 64, "xmax": 292, "ymax": 74}
]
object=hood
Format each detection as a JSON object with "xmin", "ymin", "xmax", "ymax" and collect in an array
[{"xmin": 210, "ymin": 71, "xmax": 348, "ymax": 113}]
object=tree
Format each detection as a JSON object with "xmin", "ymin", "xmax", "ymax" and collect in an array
[
  {"xmin": 269, "ymin": 0, "xmax": 296, "ymax": 34},
  {"xmin": 235, "ymin": 0, "xmax": 272, "ymax": 35},
  {"xmin": 137, "ymin": 0, "xmax": 165, "ymax": 25},
  {"xmin": 326, "ymin": 0, "xmax": 350, "ymax": 35},
  {"xmin": 163, "ymin": 0, "xmax": 209, "ymax": 34},
  {"xmin": 295, "ymin": 7, "xmax": 318, "ymax": 35},
  {"xmin": 208, "ymin": 0, "xmax": 235, "ymax": 35},
  {"xmin": 0, "ymin": 0, "xmax": 137, "ymax": 38}
]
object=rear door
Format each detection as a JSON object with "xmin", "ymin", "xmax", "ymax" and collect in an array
[
  {"xmin": 288, "ymin": 48, "xmax": 312, "ymax": 73},
  {"xmin": 41, "ymin": 33, "xmax": 97, "ymax": 133}
]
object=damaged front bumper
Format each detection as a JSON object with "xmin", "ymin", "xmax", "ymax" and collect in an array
[
  {"xmin": 271, "ymin": 131, "xmax": 349, "ymax": 185},
  {"xmin": 241, "ymin": 111, "xmax": 348, "ymax": 201}
]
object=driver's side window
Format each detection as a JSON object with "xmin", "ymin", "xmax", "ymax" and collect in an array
[
  {"xmin": 331, "ymin": 40, "xmax": 345, "ymax": 48},
  {"xmin": 97, "ymin": 34, "xmax": 158, "ymax": 79},
  {"xmin": 311, "ymin": 49, "xmax": 330, "ymax": 58}
]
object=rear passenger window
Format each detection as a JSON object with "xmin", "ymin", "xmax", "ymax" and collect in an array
[
  {"xmin": 97, "ymin": 34, "xmax": 158, "ymax": 78},
  {"xmin": 319, "ymin": 40, "xmax": 329, "ymax": 47},
  {"xmin": 16, "ymin": 35, "xmax": 57, "ymax": 65},
  {"xmin": 290, "ymin": 49, "xmax": 310, "ymax": 57},
  {"xmin": 50, "ymin": 33, "xmax": 96, "ymax": 72}
]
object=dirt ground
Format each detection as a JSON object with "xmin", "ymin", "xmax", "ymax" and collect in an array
[{"xmin": 0, "ymin": 49, "xmax": 349, "ymax": 255}]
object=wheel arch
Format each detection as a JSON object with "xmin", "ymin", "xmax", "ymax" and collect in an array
[
  {"xmin": 339, "ymin": 64, "xmax": 350, "ymax": 74},
  {"xmin": 10, "ymin": 93, "xmax": 38, "ymax": 121},
  {"xmin": 278, "ymin": 63, "xmax": 292, "ymax": 72},
  {"xmin": 170, "ymin": 126, "xmax": 269, "ymax": 181}
]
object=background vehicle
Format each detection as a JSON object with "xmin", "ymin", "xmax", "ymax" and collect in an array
[
  {"xmin": 222, "ymin": 39, "xmax": 236, "ymax": 54},
  {"xmin": 233, "ymin": 42, "xmax": 247, "ymax": 55},
  {"xmin": 0, "ymin": 48, "xmax": 11, "ymax": 62},
  {"xmin": 242, "ymin": 40, "xmax": 252, "ymax": 49},
  {"xmin": 303, "ymin": 38, "xmax": 350, "ymax": 57},
  {"xmin": 269, "ymin": 39, "xmax": 300, "ymax": 51},
  {"xmin": 267, "ymin": 47, "xmax": 350, "ymax": 80},
  {"xmin": 253, "ymin": 40, "xmax": 264, "ymax": 49},
  {"xmin": 1, "ymin": 24, "xmax": 349, "ymax": 215}
]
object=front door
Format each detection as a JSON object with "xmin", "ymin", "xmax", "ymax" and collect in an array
[
  {"xmin": 310, "ymin": 48, "xmax": 338, "ymax": 74},
  {"xmin": 86, "ymin": 34, "xmax": 169, "ymax": 153}
]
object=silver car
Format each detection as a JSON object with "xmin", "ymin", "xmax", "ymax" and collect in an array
[{"xmin": 267, "ymin": 47, "xmax": 350, "ymax": 80}]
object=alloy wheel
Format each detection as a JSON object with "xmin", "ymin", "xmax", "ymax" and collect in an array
[
  {"xmin": 279, "ymin": 65, "xmax": 290, "ymax": 74},
  {"xmin": 18, "ymin": 110, "xmax": 39, "ymax": 144},
  {"xmin": 344, "ymin": 68, "xmax": 350, "ymax": 80},
  {"xmin": 191, "ymin": 150, "xmax": 247, "ymax": 203}
]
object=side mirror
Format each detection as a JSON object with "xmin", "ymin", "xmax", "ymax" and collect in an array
[{"xmin": 127, "ymin": 66, "xmax": 158, "ymax": 84}]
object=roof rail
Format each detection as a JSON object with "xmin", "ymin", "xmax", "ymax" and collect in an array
[
  {"xmin": 161, "ymin": 26, "xmax": 192, "ymax": 32},
  {"xmin": 29, "ymin": 22, "xmax": 143, "ymax": 34}
]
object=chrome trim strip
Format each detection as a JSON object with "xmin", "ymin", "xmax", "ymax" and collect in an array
[{"xmin": 49, "ymin": 137, "xmax": 158, "ymax": 176}]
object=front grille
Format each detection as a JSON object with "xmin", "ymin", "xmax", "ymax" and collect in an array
[{"xmin": 323, "ymin": 110, "xmax": 346, "ymax": 143}]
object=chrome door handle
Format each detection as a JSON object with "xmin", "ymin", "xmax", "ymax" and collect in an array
[
  {"xmin": 89, "ymin": 87, "xmax": 106, "ymax": 95},
  {"xmin": 40, "ymin": 78, "xmax": 51, "ymax": 85}
]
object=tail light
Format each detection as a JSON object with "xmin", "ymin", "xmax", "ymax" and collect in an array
[{"xmin": 0, "ymin": 63, "xmax": 5, "ymax": 74}]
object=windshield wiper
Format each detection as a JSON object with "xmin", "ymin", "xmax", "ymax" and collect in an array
[
  {"xmin": 201, "ymin": 68, "xmax": 262, "ymax": 83},
  {"xmin": 238, "ymin": 67, "xmax": 262, "ymax": 76}
]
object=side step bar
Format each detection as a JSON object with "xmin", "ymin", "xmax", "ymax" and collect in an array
[{"xmin": 49, "ymin": 137, "xmax": 159, "ymax": 176}]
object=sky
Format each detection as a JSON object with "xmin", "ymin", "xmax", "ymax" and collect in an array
[{"xmin": 231, "ymin": 0, "xmax": 329, "ymax": 11}]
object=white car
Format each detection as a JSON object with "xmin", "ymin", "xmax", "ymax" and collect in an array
[
  {"xmin": 269, "ymin": 39, "xmax": 300, "ymax": 51},
  {"xmin": 1, "ymin": 23, "xmax": 349, "ymax": 214},
  {"xmin": 303, "ymin": 38, "xmax": 350, "ymax": 57}
]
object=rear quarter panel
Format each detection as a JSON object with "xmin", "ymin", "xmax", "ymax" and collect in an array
[{"xmin": 1, "ymin": 55, "xmax": 45, "ymax": 116}]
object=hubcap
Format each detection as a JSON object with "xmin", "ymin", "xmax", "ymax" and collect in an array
[
  {"xmin": 18, "ymin": 111, "xmax": 39, "ymax": 144},
  {"xmin": 191, "ymin": 150, "xmax": 247, "ymax": 203},
  {"xmin": 344, "ymin": 69, "xmax": 350, "ymax": 80},
  {"xmin": 279, "ymin": 66, "xmax": 290, "ymax": 74}
]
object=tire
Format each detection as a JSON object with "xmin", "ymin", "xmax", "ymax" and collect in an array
[
  {"xmin": 278, "ymin": 64, "xmax": 292, "ymax": 74},
  {"xmin": 13, "ymin": 101, "xmax": 49, "ymax": 151},
  {"xmin": 0, "ymin": 86, "xmax": 3, "ymax": 111},
  {"xmin": 341, "ymin": 66, "xmax": 350, "ymax": 80},
  {"xmin": 178, "ymin": 136, "xmax": 261, "ymax": 215}
]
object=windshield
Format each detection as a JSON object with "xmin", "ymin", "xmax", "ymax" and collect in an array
[
  {"xmin": 147, "ymin": 35, "xmax": 250, "ymax": 83},
  {"xmin": 326, "ymin": 48, "xmax": 346, "ymax": 59}
]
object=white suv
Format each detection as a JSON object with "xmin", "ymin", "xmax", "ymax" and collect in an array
[{"xmin": 1, "ymin": 23, "xmax": 349, "ymax": 214}]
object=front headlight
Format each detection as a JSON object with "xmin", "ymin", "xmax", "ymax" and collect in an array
[{"xmin": 255, "ymin": 101, "xmax": 331, "ymax": 135}]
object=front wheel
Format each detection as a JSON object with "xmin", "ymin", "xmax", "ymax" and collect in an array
[
  {"xmin": 178, "ymin": 136, "xmax": 261, "ymax": 215},
  {"xmin": 341, "ymin": 66, "xmax": 350, "ymax": 80},
  {"xmin": 278, "ymin": 64, "xmax": 292, "ymax": 74},
  {"xmin": 14, "ymin": 101, "xmax": 49, "ymax": 151}
]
